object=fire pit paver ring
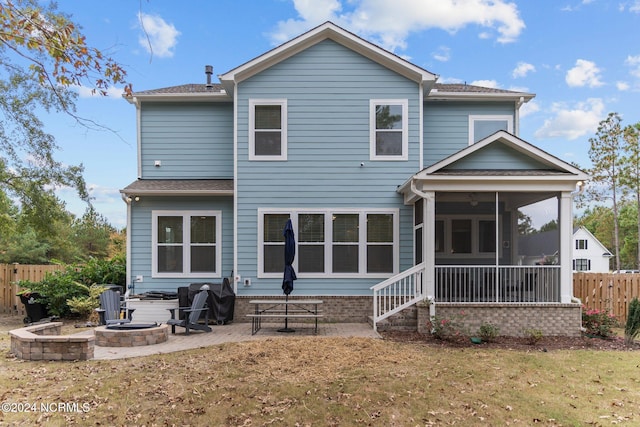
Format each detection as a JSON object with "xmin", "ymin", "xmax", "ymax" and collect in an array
[{"xmin": 94, "ymin": 323, "xmax": 169, "ymax": 347}]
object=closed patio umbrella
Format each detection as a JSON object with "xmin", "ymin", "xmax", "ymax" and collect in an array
[{"xmin": 278, "ymin": 218, "xmax": 297, "ymax": 332}]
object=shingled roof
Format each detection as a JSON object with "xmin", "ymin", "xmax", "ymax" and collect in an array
[
  {"xmin": 121, "ymin": 179, "xmax": 233, "ymax": 195},
  {"xmin": 129, "ymin": 82, "xmax": 529, "ymax": 98}
]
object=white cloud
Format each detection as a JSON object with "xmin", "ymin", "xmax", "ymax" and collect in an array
[
  {"xmin": 625, "ymin": 54, "xmax": 640, "ymax": 78},
  {"xmin": 137, "ymin": 13, "xmax": 180, "ymax": 58},
  {"xmin": 617, "ymin": 81, "xmax": 630, "ymax": 91},
  {"xmin": 512, "ymin": 61, "xmax": 535, "ymax": 78},
  {"xmin": 74, "ymin": 85, "xmax": 124, "ymax": 99},
  {"xmin": 626, "ymin": 1, "xmax": 640, "ymax": 13},
  {"xmin": 565, "ymin": 59, "xmax": 604, "ymax": 87},
  {"xmin": 432, "ymin": 46, "xmax": 451, "ymax": 62},
  {"xmin": 534, "ymin": 98, "xmax": 605, "ymax": 140},
  {"xmin": 470, "ymin": 79, "xmax": 499, "ymax": 88},
  {"xmin": 271, "ymin": 0, "xmax": 525, "ymax": 52},
  {"xmin": 519, "ymin": 99, "xmax": 540, "ymax": 118}
]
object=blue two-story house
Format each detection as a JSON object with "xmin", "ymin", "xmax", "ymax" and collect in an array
[{"xmin": 121, "ymin": 22, "xmax": 588, "ymax": 336}]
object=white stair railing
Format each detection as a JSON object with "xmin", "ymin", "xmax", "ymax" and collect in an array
[{"xmin": 370, "ymin": 263, "xmax": 425, "ymax": 331}]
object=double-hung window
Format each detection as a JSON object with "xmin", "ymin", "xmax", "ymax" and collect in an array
[
  {"xmin": 573, "ymin": 259, "xmax": 590, "ymax": 271},
  {"xmin": 468, "ymin": 115, "xmax": 513, "ymax": 145},
  {"xmin": 152, "ymin": 210, "xmax": 222, "ymax": 278},
  {"xmin": 370, "ymin": 99, "xmax": 408, "ymax": 160},
  {"xmin": 575, "ymin": 239, "xmax": 588, "ymax": 250},
  {"xmin": 249, "ymin": 99, "xmax": 287, "ymax": 160},
  {"xmin": 259, "ymin": 209, "xmax": 398, "ymax": 277}
]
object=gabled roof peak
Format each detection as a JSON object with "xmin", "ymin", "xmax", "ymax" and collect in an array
[{"xmin": 218, "ymin": 21, "xmax": 437, "ymax": 95}]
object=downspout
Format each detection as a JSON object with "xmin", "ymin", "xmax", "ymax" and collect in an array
[
  {"xmin": 121, "ymin": 193, "xmax": 133, "ymax": 297},
  {"xmin": 515, "ymin": 96, "xmax": 524, "ymax": 136}
]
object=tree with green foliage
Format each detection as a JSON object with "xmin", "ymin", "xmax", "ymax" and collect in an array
[
  {"xmin": 620, "ymin": 122, "xmax": 640, "ymax": 270},
  {"xmin": 0, "ymin": 0, "xmax": 127, "ymax": 233},
  {"xmin": 586, "ymin": 112, "xmax": 625, "ymax": 271}
]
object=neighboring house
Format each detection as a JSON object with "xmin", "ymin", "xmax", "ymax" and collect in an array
[
  {"xmin": 121, "ymin": 22, "xmax": 588, "ymax": 336},
  {"xmin": 572, "ymin": 226, "xmax": 612, "ymax": 273}
]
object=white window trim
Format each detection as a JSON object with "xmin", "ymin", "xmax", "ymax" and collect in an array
[
  {"xmin": 435, "ymin": 215, "xmax": 502, "ymax": 259},
  {"xmin": 152, "ymin": 210, "xmax": 222, "ymax": 278},
  {"xmin": 249, "ymin": 99, "xmax": 288, "ymax": 161},
  {"xmin": 370, "ymin": 99, "xmax": 408, "ymax": 161},
  {"xmin": 468, "ymin": 115, "xmax": 513, "ymax": 146},
  {"xmin": 258, "ymin": 207, "xmax": 399, "ymax": 279}
]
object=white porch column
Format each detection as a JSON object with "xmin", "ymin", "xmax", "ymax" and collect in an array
[
  {"xmin": 423, "ymin": 191, "xmax": 436, "ymax": 313},
  {"xmin": 559, "ymin": 191, "xmax": 573, "ymax": 303}
]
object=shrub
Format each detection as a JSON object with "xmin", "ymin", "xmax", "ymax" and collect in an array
[
  {"xmin": 67, "ymin": 284, "xmax": 108, "ymax": 318},
  {"xmin": 478, "ymin": 322, "xmax": 500, "ymax": 342},
  {"xmin": 428, "ymin": 311, "xmax": 469, "ymax": 340},
  {"xmin": 524, "ymin": 328, "xmax": 543, "ymax": 345},
  {"xmin": 625, "ymin": 297, "xmax": 640, "ymax": 346},
  {"xmin": 18, "ymin": 256, "xmax": 125, "ymax": 317},
  {"xmin": 581, "ymin": 305, "xmax": 618, "ymax": 338}
]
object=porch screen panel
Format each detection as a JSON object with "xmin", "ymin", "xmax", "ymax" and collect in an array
[
  {"xmin": 298, "ymin": 214, "xmax": 325, "ymax": 273},
  {"xmin": 264, "ymin": 214, "xmax": 289, "ymax": 273},
  {"xmin": 478, "ymin": 220, "xmax": 496, "ymax": 253},
  {"xmin": 367, "ymin": 214, "xmax": 393, "ymax": 273},
  {"xmin": 451, "ymin": 219, "xmax": 472, "ymax": 254},
  {"xmin": 190, "ymin": 216, "xmax": 216, "ymax": 273},
  {"xmin": 333, "ymin": 214, "xmax": 359, "ymax": 273},
  {"xmin": 158, "ymin": 216, "xmax": 183, "ymax": 273}
]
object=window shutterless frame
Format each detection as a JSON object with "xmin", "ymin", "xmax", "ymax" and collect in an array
[
  {"xmin": 249, "ymin": 99, "xmax": 287, "ymax": 161},
  {"xmin": 468, "ymin": 115, "xmax": 513, "ymax": 145},
  {"xmin": 370, "ymin": 99, "xmax": 408, "ymax": 161},
  {"xmin": 257, "ymin": 208, "xmax": 399, "ymax": 278},
  {"xmin": 151, "ymin": 210, "xmax": 222, "ymax": 278}
]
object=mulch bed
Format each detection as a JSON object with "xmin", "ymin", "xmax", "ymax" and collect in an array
[{"xmin": 380, "ymin": 330, "xmax": 640, "ymax": 351}]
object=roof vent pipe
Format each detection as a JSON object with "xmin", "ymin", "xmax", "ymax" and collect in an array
[{"xmin": 205, "ymin": 65, "xmax": 213, "ymax": 88}]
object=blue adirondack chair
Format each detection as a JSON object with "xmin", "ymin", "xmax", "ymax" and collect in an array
[
  {"xmin": 96, "ymin": 289, "xmax": 135, "ymax": 325},
  {"xmin": 166, "ymin": 289, "xmax": 212, "ymax": 335}
]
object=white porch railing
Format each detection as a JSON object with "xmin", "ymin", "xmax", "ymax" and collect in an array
[
  {"xmin": 370, "ymin": 263, "xmax": 425, "ymax": 332},
  {"xmin": 435, "ymin": 265, "xmax": 561, "ymax": 303}
]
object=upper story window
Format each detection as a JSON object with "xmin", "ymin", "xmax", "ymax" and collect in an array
[
  {"xmin": 370, "ymin": 99, "xmax": 408, "ymax": 160},
  {"xmin": 249, "ymin": 99, "xmax": 287, "ymax": 160},
  {"xmin": 469, "ymin": 115, "xmax": 513, "ymax": 145},
  {"xmin": 152, "ymin": 210, "xmax": 222, "ymax": 278},
  {"xmin": 575, "ymin": 239, "xmax": 588, "ymax": 250}
]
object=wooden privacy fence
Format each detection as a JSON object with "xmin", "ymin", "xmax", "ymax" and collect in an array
[
  {"xmin": 574, "ymin": 272, "xmax": 640, "ymax": 323},
  {"xmin": 0, "ymin": 264, "xmax": 64, "ymax": 315}
]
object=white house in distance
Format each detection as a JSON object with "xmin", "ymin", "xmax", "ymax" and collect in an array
[{"xmin": 573, "ymin": 226, "xmax": 613, "ymax": 273}]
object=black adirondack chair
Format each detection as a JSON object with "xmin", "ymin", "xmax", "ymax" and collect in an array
[{"xmin": 166, "ymin": 289, "xmax": 212, "ymax": 335}]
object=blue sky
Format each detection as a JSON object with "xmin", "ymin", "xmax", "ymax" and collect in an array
[{"xmin": 46, "ymin": 0, "xmax": 640, "ymax": 228}]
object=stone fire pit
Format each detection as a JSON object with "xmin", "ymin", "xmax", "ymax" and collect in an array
[{"xmin": 94, "ymin": 323, "xmax": 169, "ymax": 347}]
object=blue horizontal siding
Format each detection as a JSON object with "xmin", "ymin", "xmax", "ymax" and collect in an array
[
  {"xmin": 235, "ymin": 39, "xmax": 419, "ymax": 296},
  {"xmin": 129, "ymin": 196, "xmax": 234, "ymax": 294},
  {"xmin": 140, "ymin": 102, "xmax": 233, "ymax": 179},
  {"xmin": 424, "ymin": 101, "xmax": 515, "ymax": 167},
  {"xmin": 448, "ymin": 141, "xmax": 553, "ymax": 170}
]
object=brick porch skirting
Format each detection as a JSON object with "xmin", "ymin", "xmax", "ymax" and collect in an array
[{"xmin": 417, "ymin": 303, "xmax": 582, "ymax": 337}]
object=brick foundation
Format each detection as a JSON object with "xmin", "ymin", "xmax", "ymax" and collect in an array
[
  {"xmin": 417, "ymin": 303, "xmax": 582, "ymax": 337},
  {"xmin": 94, "ymin": 324, "xmax": 169, "ymax": 347},
  {"xmin": 9, "ymin": 322, "xmax": 94, "ymax": 361},
  {"xmin": 234, "ymin": 296, "xmax": 372, "ymax": 323}
]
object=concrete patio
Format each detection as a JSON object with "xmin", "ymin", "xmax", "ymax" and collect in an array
[{"xmin": 94, "ymin": 322, "xmax": 380, "ymax": 360}]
